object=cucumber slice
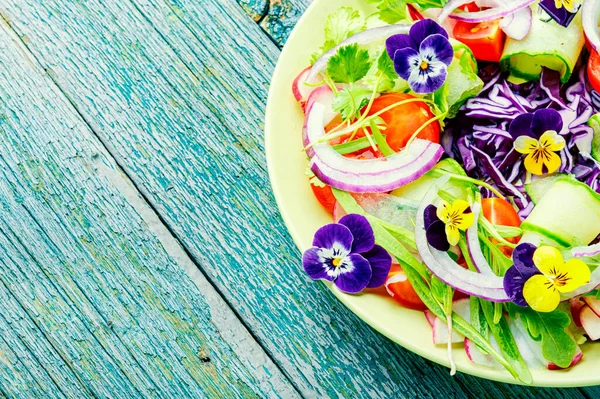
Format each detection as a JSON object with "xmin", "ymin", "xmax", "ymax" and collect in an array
[
  {"xmin": 524, "ymin": 174, "xmax": 566, "ymax": 204},
  {"xmin": 521, "ymin": 176, "xmax": 600, "ymax": 248},
  {"xmin": 589, "ymin": 113, "xmax": 600, "ymax": 162},
  {"xmin": 500, "ymin": 4, "xmax": 585, "ymax": 83}
]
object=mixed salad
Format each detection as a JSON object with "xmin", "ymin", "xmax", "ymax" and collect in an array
[{"xmin": 295, "ymin": 0, "xmax": 600, "ymax": 382}]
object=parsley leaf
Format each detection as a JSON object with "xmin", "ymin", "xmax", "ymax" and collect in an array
[
  {"xmin": 332, "ymin": 85, "xmax": 372, "ymax": 120},
  {"xmin": 511, "ymin": 305, "xmax": 577, "ymax": 369},
  {"xmin": 378, "ymin": 0, "xmax": 408, "ymax": 24},
  {"xmin": 312, "ymin": 7, "xmax": 366, "ymax": 63},
  {"xmin": 327, "ymin": 44, "xmax": 372, "ymax": 84}
]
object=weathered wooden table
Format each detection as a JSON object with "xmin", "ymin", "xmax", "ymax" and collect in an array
[{"xmin": 0, "ymin": 0, "xmax": 597, "ymax": 397}]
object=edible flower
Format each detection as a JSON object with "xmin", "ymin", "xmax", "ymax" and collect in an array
[
  {"xmin": 510, "ymin": 108, "xmax": 566, "ymax": 175},
  {"xmin": 302, "ymin": 214, "xmax": 392, "ymax": 294},
  {"xmin": 540, "ymin": 0, "xmax": 581, "ymax": 27},
  {"xmin": 424, "ymin": 200, "xmax": 474, "ymax": 251},
  {"xmin": 385, "ymin": 19, "xmax": 453, "ymax": 94},
  {"xmin": 504, "ymin": 243, "xmax": 591, "ymax": 312}
]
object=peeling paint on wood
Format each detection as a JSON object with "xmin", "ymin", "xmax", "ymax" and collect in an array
[
  {"xmin": 0, "ymin": 9, "xmax": 297, "ymax": 399},
  {"xmin": 237, "ymin": 0, "xmax": 269, "ymax": 21},
  {"xmin": 260, "ymin": 0, "xmax": 312, "ymax": 46},
  {"xmin": 0, "ymin": 0, "xmax": 598, "ymax": 398}
]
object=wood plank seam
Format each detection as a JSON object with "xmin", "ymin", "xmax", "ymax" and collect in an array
[{"xmin": 0, "ymin": 10, "xmax": 298, "ymax": 398}]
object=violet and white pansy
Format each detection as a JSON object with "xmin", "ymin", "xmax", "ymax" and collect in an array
[
  {"xmin": 385, "ymin": 19, "xmax": 454, "ymax": 94},
  {"xmin": 302, "ymin": 214, "xmax": 392, "ymax": 294}
]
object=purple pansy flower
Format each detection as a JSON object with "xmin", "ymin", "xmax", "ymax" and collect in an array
[
  {"xmin": 503, "ymin": 243, "xmax": 540, "ymax": 306},
  {"xmin": 423, "ymin": 204, "xmax": 450, "ymax": 252},
  {"xmin": 509, "ymin": 108, "xmax": 564, "ymax": 140},
  {"xmin": 540, "ymin": 0, "xmax": 581, "ymax": 27},
  {"xmin": 386, "ymin": 19, "xmax": 453, "ymax": 94},
  {"xmin": 302, "ymin": 214, "xmax": 392, "ymax": 294}
]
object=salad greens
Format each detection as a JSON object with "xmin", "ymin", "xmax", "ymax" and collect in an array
[{"xmin": 295, "ymin": 0, "xmax": 600, "ymax": 383}]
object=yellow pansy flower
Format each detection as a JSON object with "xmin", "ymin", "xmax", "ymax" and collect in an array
[
  {"xmin": 554, "ymin": 0, "xmax": 582, "ymax": 13},
  {"xmin": 514, "ymin": 130, "xmax": 565, "ymax": 175},
  {"xmin": 436, "ymin": 199, "xmax": 474, "ymax": 246},
  {"xmin": 523, "ymin": 246, "xmax": 591, "ymax": 312}
]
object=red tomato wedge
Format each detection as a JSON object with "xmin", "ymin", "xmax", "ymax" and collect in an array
[
  {"xmin": 481, "ymin": 197, "xmax": 521, "ymax": 257},
  {"xmin": 309, "ymin": 182, "xmax": 336, "ymax": 213},
  {"xmin": 588, "ymin": 49, "xmax": 600, "ymax": 93},
  {"xmin": 385, "ymin": 265, "xmax": 427, "ymax": 311},
  {"xmin": 453, "ymin": 20, "xmax": 506, "ymax": 63},
  {"xmin": 363, "ymin": 93, "xmax": 441, "ymax": 152}
]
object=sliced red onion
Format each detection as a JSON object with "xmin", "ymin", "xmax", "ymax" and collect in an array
[
  {"xmin": 499, "ymin": 6, "xmax": 532, "ymax": 40},
  {"xmin": 305, "ymin": 103, "xmax": 443, "ymax": 192},
  {"xmin": 583, "ymin": 0, "xmax": 600, "ymax": 52},
  {"xmin": 302, "ymin": 86, "xmax": 338, "ymax": 152},
  {"xmin": 449, "ymin": 0, "xmax": 535, "ymax": 23},
  {"xmin": 571, "ymin": 242, "xmax": 600, "ymax": 258},
  {"xmin": 438, "ymin": 0, "xmax": 474, "ymax": 23},
  {"xmin": 415, "ymin": 176, "xmax": 510, "ymax": 301},
  {"xmin": 465, "ymin": 202, "xmax": 496, "ymax": 275},
  {"xmin": 306, "ymin": 24, "xmax": 410, "ymax": 84}
]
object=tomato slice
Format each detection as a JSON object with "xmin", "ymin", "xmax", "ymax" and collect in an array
[
  {"xmin": 362, "ymin": 93, "xmax": 440, "ymax": 152},
  {"xmin": 588, "ymin": 49, "xmax": 600, "ymax": 93},
  {"xmin": 453, "ymin": 20, "xmax": 506, "ymax": 63},
  {"xmin": 385, "ymin": 266, "xmax": 427, "ymax": 311},
  {"xmin": 481, "ymin": 197, "xmax": 521, "ymax": 257},
  {"xmin": 309, "ymin": 182, "xmax": 336, "ymax": 213}
]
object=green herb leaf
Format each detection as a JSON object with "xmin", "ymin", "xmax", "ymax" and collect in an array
[
  {"xmin": 588, "ymin": 113, "xmax": 600, "ymax": 162},
  {"xmin": 327, "ymin": 44, "xmax": 372, "ymax": 84},
  {"xmin": 513, "ymin": 306, "xmax": 577, "ymax": 368},
  {"xmin": 378, "ymin": 0, "xmax": 408, "ymax": 24},
  {"xmin": 332, "ymin": 85, "xmax": 372, "ymax": 120},
  {"xmin": 312, "ymin": 7, "xmax": 366, "ymax": 63},
  {"xmin": 480, "ymin": 300, "xmax": 533, "ymax": 384}
]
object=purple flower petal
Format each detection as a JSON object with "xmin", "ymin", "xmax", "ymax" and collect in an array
[
  {"xmin": 512, "ymin": 243, "xmax": 539, "ymax": 277},
  {"xmin": 302, "ymin": 247, "xmax": 335, "ymax": 282},
  {"xmin": 508, "ymin": 113, "xmax": 535, "ymax": 139},
  {"xmin": 312, "ymin": 223, "xmax": 353, "ymax": 254},
  {"xmin": 426, "ymin": 219, "xmax": 450, "ymax": 252},
  {"xmin": 420, "ymin": 34, "xmax": 454, "ymax": 67},
  {"xmin": 531, "ymin": 108, "xmax": 563, "ymax": 137},
  {"xmin": 363, "ymin": 245, "xmax": 392, "ymax": 288},
  {"xmin": 393, "ymin": 47, "xmax": 420, "ymax": 80},
  {"xmin": 339, "ymin": 214, "xmax": 375, "ymax": 253},
  {"xmin": 424, "ymin": 204, "xmax": 439, "ymax": 230},
  {"xmin": 539, "ymin": 0, "xmax": 577, "ymax": 27},
  {"xmin": 503, "ymin": 266, "xmax": 530, "ymax": 307},
  {"xmin": 407, "ymin": 60, "xmax": 448, "ymax": 94},
  {"xmin": 386, "ymin": 34, "xmax": 417, "ymax": 59},
  {"xmin": 410, "ymin": 19, "xmax": 448, "ymax": 45},
  {"xmin": 334, "ymin": 254, "xmax": 372, "ymax": 294}
]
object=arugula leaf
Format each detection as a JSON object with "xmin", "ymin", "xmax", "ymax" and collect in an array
[
  {"xmin": 327, "ymin": 44, "xmax": 372, "ymax": 84},
  {"xmin": 378, "ymin": 0, "xmax": 408, "ymax": 24},
  {"xmin": 513, "ymin": 306, "xmax": 577, "ymax": 368},
  {"xmin": 480, "ymin": 300, "xmax": 533, "ymax": 384},
  {"xmin": 312, "ymin": 7, "xmax": 366, "ymax": 63},
  {"xmin": 332, "ymin": 85, "xmax": 372, "ymax": 120},
  {"xmin": 470, "ymin": 297, "xmax": 488, "ymax": 338}
]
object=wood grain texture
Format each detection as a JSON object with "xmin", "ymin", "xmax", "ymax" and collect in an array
[
  {"xmin": 260, "ymin": 0, "xmax": 312, "ymax": 46},
  {"xmin": 3, "ymin": 0, "xmax": 597, "ymax": 397},
  {"xmin": 237, "ymin": 0, "xmax": 269, "ymax": 21},
  {"xmin": 0, "ymin": 13, "xmax": 298, "ymax": 399}
]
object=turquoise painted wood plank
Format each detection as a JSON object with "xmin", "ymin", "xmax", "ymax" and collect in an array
[
  {"xmin": 0, "ymin": 14, "xmax": 297, "ymax": 399},
  {"xmin": 3, "ymin": 0, "xmax": 596, "ymax": 397},
  {"xmin": 237, "ymin": 0, "xmax": 269, "ymax": 21},
  {"xmin": 260, "ymin": 0, "xmax": 312, "ymax": 46}
]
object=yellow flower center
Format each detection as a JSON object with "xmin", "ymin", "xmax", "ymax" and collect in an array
[
  {"xmin": 332, "ymin": 257, "xmax": 342, "ymax": 267},
  {"xmin": 420, "ymin": 60, "xmax": 429, "ymax": 70}
]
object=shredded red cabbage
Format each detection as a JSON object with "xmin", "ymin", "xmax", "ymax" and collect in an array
[{"xmin": 443, "ymin": 64, "xmax": 599, "ymax": 218}]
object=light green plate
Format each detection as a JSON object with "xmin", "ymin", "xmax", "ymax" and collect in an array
[{"xmin": 265, "ymin": 0, "xmax": 600, "ymax": 386}]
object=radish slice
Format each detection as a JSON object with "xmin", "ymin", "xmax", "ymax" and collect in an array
[
  {"xmin": 292, "ymin": 66, "xmax": 317, "ymax": 103},
  {"xmin": 304, "ymin": 102, "xmax": 443, "ymax": 193},
  {"xmin": 465, "ymin": 338, "xmax": 501, "ymax": 368},
  {"xmin": 448, "ymin": 0, "xmax": 535, "ymax": 22},
  {"xmin": 499, "ymin": 6, "xmax": 532, "ymax": 40},
  {"xmin": 583, "ymin": 296, "xmax": 600, "ymax": 318},
  {"xmin": 548, "ymin": 347, "xmax": 584, "ymax": 370},
  {"xmin": 465, "ymin": 202, "xmax": 496, "ymax": 275},
  {"xmin": 571, "ymin": 298, "xmax": 585, "ymax": 327},
  {"xmin": 424, "ymin": 309, "xmax": 436, "ymax": 326},
  {"xmin": 415, "ymin": 176, "xmax": 510, "ymax": 301},
  {"xmin": 583, "ymin": 0, "xmax": 600, "ymax": 52},
  {"xmin": 307, "ymin": 24, "xmax": 410, "ymax": 84},
  {"xmin": 580, "ymin": 305, "xmax": 600, "ymax": 340},
  {"xmin": 432, "ymin": 298, "xmax": 470, "ymax": 344}
]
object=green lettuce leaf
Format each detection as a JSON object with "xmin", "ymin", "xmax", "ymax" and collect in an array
[{"xmin": 312, "ymin": 7, "xmax": 366, "ymax": 63}]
